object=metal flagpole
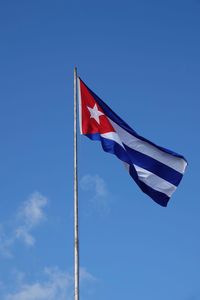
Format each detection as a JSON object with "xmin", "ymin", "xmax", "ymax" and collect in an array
[{"xmin": 74, "ymin": 67, "xmax": 79, "ymax": 300}]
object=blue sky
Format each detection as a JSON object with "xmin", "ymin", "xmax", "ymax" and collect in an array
[{"xmin": 0, "ymin": 0, "xmax": 199, "ymax": 299}]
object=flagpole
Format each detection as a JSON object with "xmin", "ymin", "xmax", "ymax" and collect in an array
[{"xmin": 74, "ymin": 67, "xmax": 79, "ymax": 300}]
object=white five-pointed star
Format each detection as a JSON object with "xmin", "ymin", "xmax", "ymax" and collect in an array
[{"xmin": 87, "ymin": 104, "xmax": 104, "ymax": 124}]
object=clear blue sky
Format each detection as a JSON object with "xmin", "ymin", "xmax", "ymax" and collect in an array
[{"xmin": 0, "ymin": 0, "xmax": 199, "ymax": 299}]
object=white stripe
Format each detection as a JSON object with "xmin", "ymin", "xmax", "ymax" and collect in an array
[
  {"xmin": 100, "ymin": 132, "xmax": 125, "ymax": 149},
  {"xmin": 134, "ymin": 165, "xmax": 176, "ymax": 197},
  {"xmin": 124, "ymin": 163, "xmax": 176, "ymax": 197},
  {"xmin": 77, "ymin": 77, "xmax": 83, "ymax": 134},
  {"xmin": 109, "ymin": 118, "xmax": 187, "ymax": 174}
]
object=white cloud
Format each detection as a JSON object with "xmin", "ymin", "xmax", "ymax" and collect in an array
[
  {"xmin": 4, "ymin": 268, "xmax": 71, "ymax": 300},
  {"xmin": 18, "ymin": 192, "xmax": 47, "ymax": 227},
  {"xmin": 80, "ymin": 267, "xmax": 97, "ymax": 283},
  {"xmin": 15, "ymin": 192, "xmax": 48, "ymax": 246},
  {"xmin": 0, "ymin": 226, "xmax": 14, "ymax": 258},
  {"xmin": 80, "ymin": 174, "xmax": 110, "ymax": 214},
  {"xmin": 4, "ymin": 267, "xmax": 96, "ymax": 300},
  {"xmin": 15, "ymin": 228, "xmax": 35, "ymax": 246},
  {"xmin": 0, "ymin": 192, "xmax": 48, "ymax": 257},
  {"xmin": 80, "ymin": 174, "xmax": 107, "ymax": 197}
]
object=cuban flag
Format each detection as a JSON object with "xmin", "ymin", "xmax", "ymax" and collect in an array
[{"xmin": 78, "ymin": 77, "xmax": 187, "ymax": 207}]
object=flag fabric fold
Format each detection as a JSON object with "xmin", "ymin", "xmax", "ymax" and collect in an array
[{"xmin": 78, "ymin": 77, "xmax": 187, "ymax": 207}]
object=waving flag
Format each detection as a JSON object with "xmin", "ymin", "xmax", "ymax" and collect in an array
[{"xmin": 78, "ymin": 77, "xmax": 187, "ymax": 207}]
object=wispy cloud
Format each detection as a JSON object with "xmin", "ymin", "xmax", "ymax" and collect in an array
[
  {"xmin": 0, "ymin": 192, "xmax": 48, "ymax": 257},
  {"xmin": 80, "ymin": 174, "xmax": 111, "ymax": 215},
  {"xmin": 4, "ymin": 267, "xmax": 72, "ymax": 300},
  {"xmin": 15, "ymin": 192, "xmax": 48, "ymax": 246},
  {"xmin": 0, "ymin": 225, "xmax": 14, "ymax": 258},
  {"xmin": 80, "ymin": 174, "xmax": 107, "ymax": 197},
  {"xmin": 4, "ymin": 267, "xmax": 97, "ymax": 300},
  {"xmin": 80, "ymin": 267, "xmax": 97, "ymax": 283}
]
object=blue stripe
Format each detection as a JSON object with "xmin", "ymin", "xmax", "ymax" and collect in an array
[
  {"xmin": 129, "ymin": 165, "xmax": 170, "ymax": 207},
  {"xmin": 84, "ymin": 133, "xmax": 173, "ymax": 207},
  {"xmin": 123, "ymin": 144, "xmax": 183, "ymax": 186},
  {"xmin": 80, "ymin": 79, "xmax": 187, "ymax": 163},
  {"xmin": 86, "ymin": 133, "xmax": 182, "ymax": 187},
  {"xmin": 85, "ymin": 133, "xmax": 132, "ymax": 165}
]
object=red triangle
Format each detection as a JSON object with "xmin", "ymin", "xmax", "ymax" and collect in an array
[{"xmin": 79, "ymin": 79, "xmax": 115, "ymax": 135}]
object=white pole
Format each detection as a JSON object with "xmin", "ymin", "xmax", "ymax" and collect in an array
[{"xmin": 74, "ymin": 67, "xmax": 79, "ymax": 300}]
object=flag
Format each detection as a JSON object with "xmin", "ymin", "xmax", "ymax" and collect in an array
[{"xmin": 78, "ymin": 77, "xmax": 187, "ymax": 207}]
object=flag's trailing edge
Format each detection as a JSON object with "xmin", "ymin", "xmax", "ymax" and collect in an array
[{"xmin": 78, "ymin": 77, "xmax": 187, "ymax": 207}]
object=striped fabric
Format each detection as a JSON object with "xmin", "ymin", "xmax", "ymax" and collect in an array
[{"xmin": 78, "ymin": 77, "xmax": 187, "ymax": 207}]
